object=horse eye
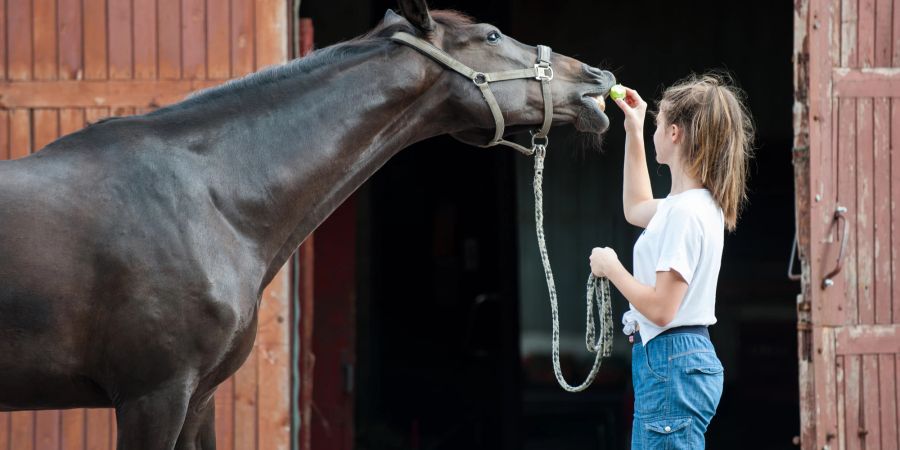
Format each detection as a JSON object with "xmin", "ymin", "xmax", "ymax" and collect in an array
[{"xmin": 486, "ymin": 31, "xmax": 502, "ymax": 44}]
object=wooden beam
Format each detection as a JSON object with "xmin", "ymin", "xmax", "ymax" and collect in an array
[
  {"xmin": 813, "ymin": 326, "xmax": 839, "ymax": 449},
  {"xmin": 254, "ymin": 2, "xmax": 291, "ymax": 448},
  {"xmin": 299, "ymin": 239, "xmax": 315, "ymax": 450},
  {"xmin": 257, "ymin": 265, "xmax": 291, "ymax": 450},
  {"xmin": 158, "ymin": 0, "xmax": 182, "ymax": 79},
  {"xmin": 108, "ymin": 0, "xmax": 135, "ymax": 80},
  {"xmin": 0, "ymin": 80, "xmax": 224, "ymax": 108},
  {"xmin": 833, "ymin": 68, "xmax": 900, "ymax": 97},
  {"xmin": 835, "ymin": 325, "xmax": 900, "ymax": 354},
  {"xmin": 83, "ymin": 0, "xmax": 108, "ymax": 80}
]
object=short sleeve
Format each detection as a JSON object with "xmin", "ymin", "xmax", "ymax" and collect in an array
[{"xmin": 654, "ymin": 206, "xmax": 703, "ymax": 284}]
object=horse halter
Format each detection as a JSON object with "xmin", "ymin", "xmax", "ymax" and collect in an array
[
  {"xmin": 391, "ymin": 32, "xmax": 553, "ymax": 156},
  {"xmin": 393, "ymin": 32, "xmax": 613, "ymax": 392}
]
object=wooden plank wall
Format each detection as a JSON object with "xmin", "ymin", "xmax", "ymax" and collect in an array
[
  {"xmin": 826, "ymin": 0, "xmax": 900, "ymax": 448},
  {"xmin": 0, "ymin": 1, "xmax": 290, "ymax": 449}
]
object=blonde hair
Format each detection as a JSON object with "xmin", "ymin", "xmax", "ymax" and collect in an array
[{"xmin": 658, "ymin": 73, "xmax": 754, "ymax": 232}]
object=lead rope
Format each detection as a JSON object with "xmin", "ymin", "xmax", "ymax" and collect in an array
[
  {"xmin": 388, "ymin": 31, "xmax": 614, "ymax": 390},
  {"xmin": 532, "ymin": 145, "xmax": 614, "ymax": 392}
]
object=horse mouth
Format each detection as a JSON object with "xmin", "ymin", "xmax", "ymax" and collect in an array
[
  {"xmin": 578, "ymin": 93, "xmax": 610, "ymax": 134},
  {"xmin": 587, "ymin": 93, "xmax": 607, "ymax": 112}
]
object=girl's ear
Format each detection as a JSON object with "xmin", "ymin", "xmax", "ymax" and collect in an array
[{"xmin": 670, "ymin": 124, "xmax": 682, "ymax": 144}]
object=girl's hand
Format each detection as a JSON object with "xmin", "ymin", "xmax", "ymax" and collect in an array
[
  {"xmin": 613, "ymin": 87, "xmax": 647, "ymax": 135},
  {"xmin": 589, "ymin": 247, "xmax": 619, "ymax": 278}
]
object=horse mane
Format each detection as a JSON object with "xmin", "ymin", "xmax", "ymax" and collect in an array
[
  {"xmin": 429, "ymin": 10, "xmax": 476, "ymax": 30},
  {"xmin": 168, "ymin": 10, "xmax": 475, "ymax": 111}
]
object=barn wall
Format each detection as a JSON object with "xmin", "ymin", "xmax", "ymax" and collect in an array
[
  {"xmin": 799, "ymin": 0, "xmax": 900, "ymax": 448},
  {"xmin": 825, "ymin": 0, "xmax": 900, "ymax": 446},
  {"xmin": 0, "ymin": 1, "xmax": 290, "ymax": 449}
]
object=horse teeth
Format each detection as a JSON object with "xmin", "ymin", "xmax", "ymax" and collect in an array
[{"xmin": 594, "ymin": 95, "xmax": 605, "ymax": 112}]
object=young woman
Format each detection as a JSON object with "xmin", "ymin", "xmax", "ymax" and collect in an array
[{"xmin": 588, "ymin": 74, "xmax": 753, "ymax": 449}]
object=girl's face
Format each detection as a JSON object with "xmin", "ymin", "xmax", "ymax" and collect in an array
[{"xmin": 652, "ymin": 110, "xmax": 680, "ymax": 166}]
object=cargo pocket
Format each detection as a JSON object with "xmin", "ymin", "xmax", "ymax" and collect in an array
[{"xmin": 642, "ymin": 416, "xmax": 693, "ymax": 449}]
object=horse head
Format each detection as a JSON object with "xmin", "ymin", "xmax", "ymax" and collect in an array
[{"xmin": 385, "ymin": 0, "xmax": 615, "ymax": 149}]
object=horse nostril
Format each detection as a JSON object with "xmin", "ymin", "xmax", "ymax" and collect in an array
[
  {"xmin": 582, "ymin": 64, "xmax": 601, "ymax": 77},
  {"xmin": 583, "ymin": 65, "xmax": 615, "ymax": 86},
  {"xmin": 602, "ymin": 70, "xmax": 616, "ymax": 87}
]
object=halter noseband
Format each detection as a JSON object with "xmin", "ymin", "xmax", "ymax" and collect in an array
[{"xmin": 391, "ymin": 31, "xmax": 553, "ymax": 156}]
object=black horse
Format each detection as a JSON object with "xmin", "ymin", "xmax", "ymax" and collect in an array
[{"xmin": 0, "ymin": 1, "xmax": 614, "ymax": 448}]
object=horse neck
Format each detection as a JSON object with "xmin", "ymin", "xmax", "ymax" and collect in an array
[{"xmin": 168, "ymin": 40, "xmax": 456, "ymax": 289}]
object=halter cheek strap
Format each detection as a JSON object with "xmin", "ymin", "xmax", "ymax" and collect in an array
[{"xmin": 391, "ymin": 32, "xmax": 553, "ymax": 156}]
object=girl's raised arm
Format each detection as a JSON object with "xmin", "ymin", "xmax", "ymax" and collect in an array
[{"xmin": 615, "ymin": 87, "xmax": 658, "ymax": 228}]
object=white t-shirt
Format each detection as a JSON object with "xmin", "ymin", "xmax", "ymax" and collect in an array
[{"xmin": 622, "ymin": 188, "xmax": 724, "ymax": 343}]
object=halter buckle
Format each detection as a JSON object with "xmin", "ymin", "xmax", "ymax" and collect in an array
[
  {"xmin": 531, "ymin": 133, "xmax": 549, "ymax": 149},
  {"xmin": 472, "ymin": 72, "xmax": 488, "ymax": 86},
  {"xmin": 534, "ymin": 65, "xmax": 554, "ymax": 81}
]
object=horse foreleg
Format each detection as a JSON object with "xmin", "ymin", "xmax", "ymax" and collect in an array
[
  {"xmin": 175, "ymin": 391, "xmax": 217, "ymax": 450},
  {"xmin": 114, "ymin": 383, "xmax": 192, "ymax": 450}
]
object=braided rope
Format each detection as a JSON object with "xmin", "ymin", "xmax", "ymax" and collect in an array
[{"xmin": 532, "ymin": 145, "xmax": 614, "ymax": 392}]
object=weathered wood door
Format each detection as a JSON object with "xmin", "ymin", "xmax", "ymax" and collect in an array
[
  {"xmin": 0, "ymin": 0, "xmax": 290, "ymax": 449},
  {"xmin": 795, "ymin": 0, "xmax": 900, "ymax": 448}
]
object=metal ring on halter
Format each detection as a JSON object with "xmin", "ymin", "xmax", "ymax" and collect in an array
[
  {"xmin": 534, "ymin": 65, "xmax": 554, "ymax": 81},
  {"xmin": 472, "ymin": 72, "xmax": 488, "ymax": 86},
  {"xmin": 531, "ymin": 133, "xmax": 549, "ymax": 149}
]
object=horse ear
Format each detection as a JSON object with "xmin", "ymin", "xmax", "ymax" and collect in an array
[
  {"xmin": 383, "ymin": 9, "xmax": 405, "ymax": 27},
  {"xmin": 397, "ymin": 0, "xmax": 435, "ymax": 32}
]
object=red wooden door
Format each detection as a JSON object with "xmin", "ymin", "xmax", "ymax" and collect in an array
[
  {"xmin": 0, "ymin": 1, "xmax": 290, "ymax": 449},
  {"xmin": 795, "ymin": 0, "xmax": 900, "ymax": 448},
  {"xmin": 310, "ymin": 197, "xmax": 357, "ymax": 450}
]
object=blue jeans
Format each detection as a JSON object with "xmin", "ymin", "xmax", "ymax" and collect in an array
[{"xmin": 630, "ymin": 332, "xmax": 724, "ymax": 449}]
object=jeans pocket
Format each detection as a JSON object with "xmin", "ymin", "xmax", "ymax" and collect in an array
[
  {"xmin": 684, "ymin": 365, "xmax": 724, "ymax": 375},
  {"xmin": 643, "ymin": 340, "xmax": 668, "ymax": 381},
  {"xmin": 677, "ymin": 348, "xmax": 724, "ymax": 376},
  {"xmin": 681, "ymin": 362, "xmax": 725, "ymax": 419},
  {"xmin": 642, "ymin": 416, "xmax": 693, "ymax": 449},
  {"xmin": 634, "ymin": 343, "xmax": 668, "ymax": 416},
  {"xmin": 634, "ymin": 369, "xmax": 667, "ymax": 416}
]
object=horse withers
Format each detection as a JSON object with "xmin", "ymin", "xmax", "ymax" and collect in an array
[{"xmin": 0, "ymin": 0, "xmax": 614, "ymax": 448}]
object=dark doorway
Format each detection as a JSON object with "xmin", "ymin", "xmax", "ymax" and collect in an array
[
  {"xmin": 352, "ymin": 3, "xmax": 522, "ymax": 449},
  {"xmin": 300, "ymin": 0, "xmax": 799, "ymax": 448}
]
